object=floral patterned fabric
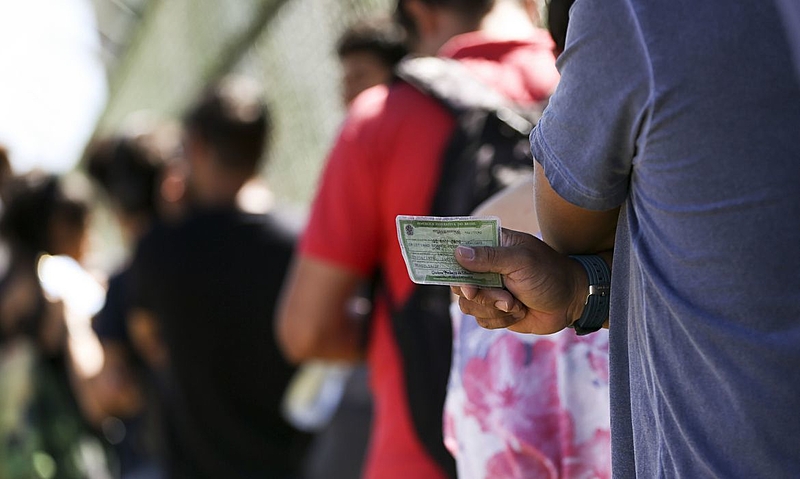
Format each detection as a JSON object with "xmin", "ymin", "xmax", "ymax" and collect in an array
[{"xmin": 444, "ymin": 303, "xmax": 611, "ymax": 479}]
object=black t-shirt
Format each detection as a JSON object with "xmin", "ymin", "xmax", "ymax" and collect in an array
[
  {"xmin": 130, "ymin": 206, "xmax": 308, "ymax": 478},
  {"xmin": 93, "ymin": 269, "xmax": 131, "ymax": 342}
]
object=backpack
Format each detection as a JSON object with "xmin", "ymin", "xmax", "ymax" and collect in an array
[{"xmin": 382, "ymin": 56, "xmax": 545, "ymax": 477}]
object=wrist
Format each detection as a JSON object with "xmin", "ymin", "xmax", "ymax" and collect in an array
[
  {"xmin": 567, "ymin": 254, "xmax": 611, "ymax": 335},
  {"xmin": 566, "ymin": 257, "xmax": 589, "ymax": 327}
]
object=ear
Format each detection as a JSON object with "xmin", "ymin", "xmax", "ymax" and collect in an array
[
  {"xmin": 524, "ymin": 0, "xmax": 541, "ymax": 26},
  {"xmin": 403, "ymin": 0, "xmax": 439, "ymax": 40},
  {"xmin": 184, "ymin": 131, "xmax": 209, "ymax": 166}
]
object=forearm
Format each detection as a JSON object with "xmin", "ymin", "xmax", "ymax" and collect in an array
[
  {"xmin": 278, "ymin": 303, "xmax": 363, "ymax": 363},
  {"xmin": 276, "ymin": 256, "xmax": 365, "ymax": 364}
]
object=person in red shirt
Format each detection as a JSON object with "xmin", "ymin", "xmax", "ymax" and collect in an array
[{"xmin": 277, "ymin": 1, "xmax": 559, "ymax": 478}]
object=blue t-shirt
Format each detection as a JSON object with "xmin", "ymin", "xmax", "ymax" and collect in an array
[{"xmin": 530, "ymin": 0, "xmax": 800, "ymax": 477}]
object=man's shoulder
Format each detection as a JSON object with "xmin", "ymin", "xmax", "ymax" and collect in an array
[
  {"xmin": 134, "ymin": 218, "xmax": 174, "ymax": 259},
  {"xmin": 242, "ymin": 208, "xmax": 301, "ymax": 248},
  {"xmin": 347, "ymin": 80, "xmax": 450, "ymax": 127},
  {"xmin": 330, "ymin": 79, "xmax": 455, "ymax": 168}
]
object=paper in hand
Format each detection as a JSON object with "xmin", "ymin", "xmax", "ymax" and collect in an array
[{"xmin": 396, "ymin": 215, "xmax": 502, "ymax": 287}]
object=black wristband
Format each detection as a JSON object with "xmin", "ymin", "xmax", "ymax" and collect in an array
[{"xmin": 568, "ymin": 255, "xmax": 611, "ymax": 335}]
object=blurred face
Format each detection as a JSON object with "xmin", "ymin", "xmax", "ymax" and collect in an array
[
  {"xmin": 340, "ymin": 51, "xmax": 394, "ymax": 106},
  {"xmin": 48, "ymin": 209, "xmax": 89, "ymax": 262}
]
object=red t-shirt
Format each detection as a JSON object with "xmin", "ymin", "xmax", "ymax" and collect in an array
[{"xmin": 300, "ymin": 30, "xmax": 558, "ymax": 479}]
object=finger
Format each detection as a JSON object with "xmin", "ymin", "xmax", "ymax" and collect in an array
[
  {"xmin": 457, "ymin": 296, "xmax": 523, "ymax": 330},
  {"xmin": 457, "ymin": 292, "xmax": 527, "ymax": 321},
  {"xmin": 455, "ymin": 233, "xmax": 537, "ymax": 276},
  {"xmin": 475, "ymin": 315, "xmax": 523, "ymax": 330},
  {"xmin": 461, "ymin": 285, "xmax": 479, "ymax": 300},
  {"xmin": 458, "ymin": 286, "xmax": 517, "ymax": 312},
  {"xmin": 449, "ymin": 285, "xmax": 480, "ymax": 300}
]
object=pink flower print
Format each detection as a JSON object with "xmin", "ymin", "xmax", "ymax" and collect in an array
[
  {"xmin": 462, "ymin": 335, "xmax": 569, "ymax": 470},
  {"xmin": 485, "ymin": 440, "xmax": 559, "ymax": 479},
  {"xmin": 561, "ymin": 428, "xmax": 612, "ymax": 479},
  {"xmin": 579, "ymin": 333, "xmax": 609, "ymax": 384}
]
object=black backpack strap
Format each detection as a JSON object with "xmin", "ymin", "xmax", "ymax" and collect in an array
[
  {"xmin": 395, "ymin": 56, "xmax": 538, "ymax": 134},
  {"xmin": 397, "ymin": 56, "xmax": 544, "ymax": 216},
  {"xmin": 375, "ymin": 272, "xmax": 456, "ymax": 477}
]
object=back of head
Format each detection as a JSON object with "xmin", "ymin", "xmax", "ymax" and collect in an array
[
  {"xmin": 547, "ymin": 0, "xmax": 575, "ymax": 56},
  {"xmin": 395, "ymin": 0, "xmax": 495, "ymax": 46},
  {"xmin": 337, "ymin": 16, "xmax": 409, "ymax": 105},
  {"xmin": 0, "ymin": 145, "xmax": 11, "ymax": 192},
  {"xmin": 337, "ymin": 16, "xmax": 409, "ymax": 68},
  {"xmin": 86, "ymin": 126, "xmax": 177, "ymax": 220},
  {"xmin": 0, "ymin": 172, "xmax": 89, "ymax": 257},
  {"xmin": 183, "ymin": 76, "xmax": 270, "ymax": 175}
]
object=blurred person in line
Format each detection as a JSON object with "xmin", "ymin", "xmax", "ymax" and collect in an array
[
  {"xmin": 291, "ymin": 14, "xmax": 409, "ymax": 479},
  {"xmin": 445, "ymin": 181, "xmax": 609, "ymax": 479},
  {"xmin": 442, "ymin": 1, "xmax": 611, "ymax": 477},
  {"xmin": 276, "ymin": 1, "xmax": 559, "ymax": 478},
  {"xmin": 337, "ymin": 15, "xmax": 408, "ymax": 107},
  {"xmin": 0, "ymin": 171, "xmax": 113, "ymax": 478},
  {"xmin": 452, "ymin": 0, "xmax": 800, "ymax": 477},
  {"xmin": 128, "ymin": 76, "xmax": 309, "ymax": 479},
  {"xmin": 83, "ymin": 119, "xmax": 185, "ymax": 479}
]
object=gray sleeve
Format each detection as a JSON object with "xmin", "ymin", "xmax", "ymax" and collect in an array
[{"xmin": 530, "ymin": 0, "xmax": 652, "ymax": 211}]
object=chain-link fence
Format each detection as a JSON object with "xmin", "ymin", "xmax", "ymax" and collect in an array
[{"xmin": 94, "ymin": 0, "xmax": 395, "ymax": 208}]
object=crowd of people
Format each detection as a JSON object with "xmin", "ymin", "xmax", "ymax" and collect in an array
[{"xmin": 1, "ymin": 0, "xmax": 799, "ymax": 478}]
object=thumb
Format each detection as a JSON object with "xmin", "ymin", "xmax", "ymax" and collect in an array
[{"xmin": 455, "ymin": 244, "xmax": 517, "ymax": 276}]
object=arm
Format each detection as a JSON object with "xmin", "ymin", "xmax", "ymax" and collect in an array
[
  {"xmin": 534, "ymin": 161, "xmax": 619, "ymax": 254},
  {"xmin": 472, "ymin": 174, "xmax": 539, "ymax": 235},
  {"xmin": 127, "ymin": 308, "xmax": 169, "ymax": 371},
  {"xmin": 454, "ymin": 0, "xmax": 649, "ymax": 334},
  {"xmin": 276, "ymin": 255, "xmax": 364, "ymax": 364}
]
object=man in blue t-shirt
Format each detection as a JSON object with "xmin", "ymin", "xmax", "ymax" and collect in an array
[{"xmin": 452, "ymin": 0, "xmax": 800, "ymax": 477}]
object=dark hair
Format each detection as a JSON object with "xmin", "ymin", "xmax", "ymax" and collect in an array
[
  {"xmin": 183, "ymin": 76, "xmax": 270, "ymax": 174},
  {"xmin": 0, "ymin": 145, "xmax": 11, "ymax": 188},
  {"xmin": 0, "ymin": 173, "xmax": 88, "ymax": 256},
  {"xmin": 86, "ymin": 132, "xmax": 171, "ymax": 218},
  {"xmin": 394, "ymin": 0, "xmax": 495, "ymax": 42},
  {"xmin": 337, "ymin": 16, "xmax": 408, "ymax": 69},
  {"xmin": 547, "ymin": 0, "xmax": 575, "ymax": 55}
]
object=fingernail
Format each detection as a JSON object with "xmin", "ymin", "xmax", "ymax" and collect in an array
[
  {"xmin": 494, "ymin": 300, "xmax": 510, "ymax": 312},
  {"xmin": 456, "ymin": 246, "xmax": 475, "ymax": 260},
  {"xmin": 463, "ymin": 287, "xmax": 476, "ymax": 300}
]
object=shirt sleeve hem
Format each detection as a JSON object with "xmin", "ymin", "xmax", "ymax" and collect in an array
[{"xmin": 530, "ymin": 121, "xmax": 629, "ymax": 211}]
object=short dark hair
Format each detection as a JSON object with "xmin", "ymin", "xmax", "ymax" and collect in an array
[
  {"xmin": 183, "ymin": 76, "xmax": 270, "ymax": 174},
  {"xmin": 0, "ymin": 173, "xmax": 88, "ymax": 255},
  {"xmin": 336, "ymin": 16, "xmax": 408, "ymax": 69},
  {"xmin": 86, "ymin": 129, "xmax": 173, "ymax": 218},
  {"xmin": 0, "ymin": 145, "xmax": 10, "ymax": 184},
  {"xmin": 395, "ymin": 0, "xmax": 495, "ymax": 41},
  {"xmin": 547, "ymin": 0, "xmax": 575, "ymax": 55}
]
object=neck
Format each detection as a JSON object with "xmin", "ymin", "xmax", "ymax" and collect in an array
[
  {"xmin": 479, "ymin": 0, "xmax": 538, "ymax": 40},
  {"xmin": 190, "ymin": 170, "xmax": 248, "ymax": 209},
  {"xmin": 119, "ymin": 213, "xmax": 153, "ymax": 245},
  {"xmin": 419, "ymin": 1, "xmax": 537, "ymax": 56}
]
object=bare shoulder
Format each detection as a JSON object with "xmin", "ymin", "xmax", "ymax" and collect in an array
[{"xmin": 472, "ymin": 173, "xmax": 539, "ymax": 235}]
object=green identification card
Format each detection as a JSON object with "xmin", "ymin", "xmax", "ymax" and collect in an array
[{"xmin": 396, "ymin": 215, "xmax": 502, "ymax": 287}]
